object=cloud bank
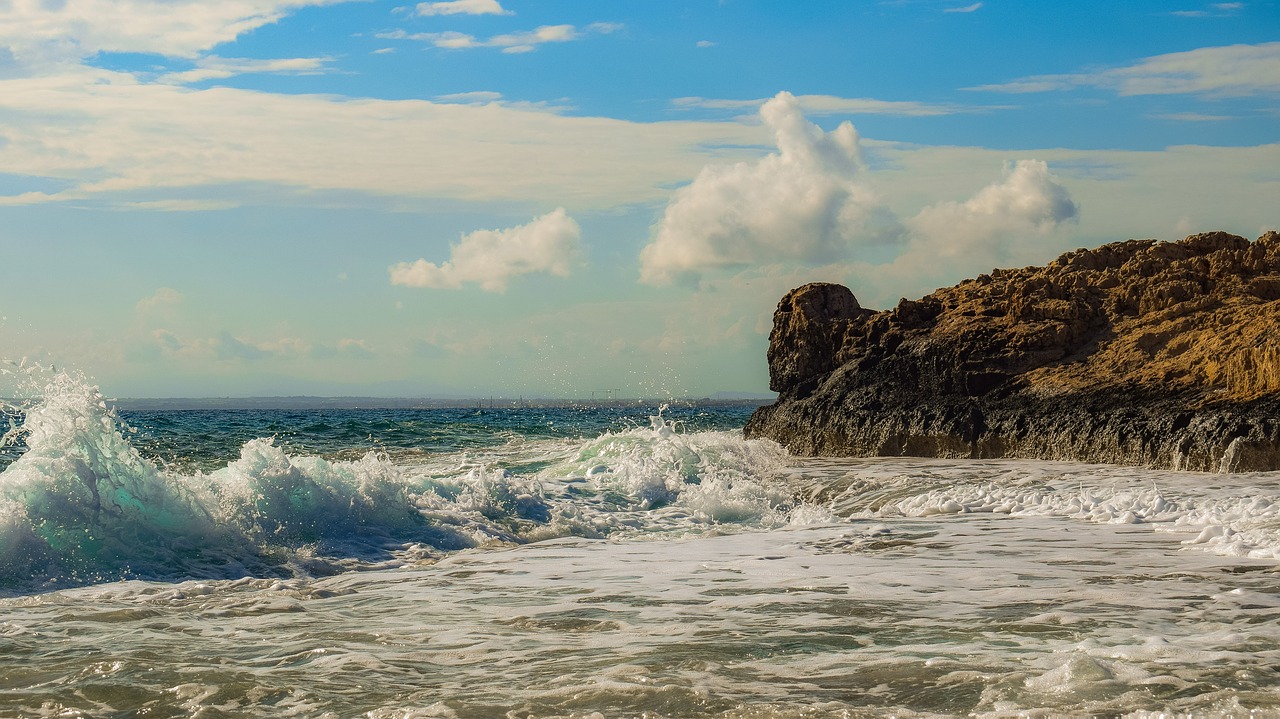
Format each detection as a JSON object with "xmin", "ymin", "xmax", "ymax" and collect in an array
[
  {"xmin": 640, "ymin": 92, "xmax": 1078, "ymax": 286},
  {"xmin": 0, "ymin": 67, "xmax": 766, "ymax": 209},
  {"xmin": 390, "ymin": 208, "xmax": 582, "ymax": 292}
]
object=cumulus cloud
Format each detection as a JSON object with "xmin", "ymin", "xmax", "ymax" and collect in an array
[
  {"xmin": 641, "ymin": 94, "xmax": 1079, "ymax": 288},
  {"xmin": 969, "ymin": 42, "xmax": 1280, "ymax": 97},
  {"xmin": 640, "ymin": 91, "xmax": 904, "ymax": 285},
  {"xmin": 905, "ymin": 159, "xmax": 1079, "ymax": 261},
  {"xmin": 390, "ymin": 208, "xmax": 583, "ymax": 292},
  {"xmin": 415, "ymin": 0, "xmax": 511, "ymax": 16}
]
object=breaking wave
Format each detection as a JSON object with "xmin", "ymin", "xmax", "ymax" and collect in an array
[{"xmin": 0, "ymin": 373, "xmax": 790, "ymax": 594}]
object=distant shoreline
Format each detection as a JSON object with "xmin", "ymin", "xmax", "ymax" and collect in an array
[{"xmin": 105, "ymin": 395, "xmax": 776, "ymax": 411}]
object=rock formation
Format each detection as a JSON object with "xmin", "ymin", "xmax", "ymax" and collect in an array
[{"xmin": 745, "ymin": 231, "xmax": 1280, "ymax": 472}]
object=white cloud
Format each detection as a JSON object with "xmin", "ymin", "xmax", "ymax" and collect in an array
[
  {"xmin": 905, "ymin": 159, "xmax": 1078, "ymax": 261},
  {"xmin": 142, "ymin": 330, "xmax": 297, "ymax": 361},
  {"xmin": 116, "ymin": 199, "xmax": 240, "ymax": 211},
  {"xmin": 390, "ymin": 208, "xmax": 583, "ymax": 292},
  {"xmin": 696, "ymin": 40, "xmax": 716, "ymax": 48},
  {"xmin": 970, "ymin": 42, "xmax": 1280, "ymax": 97},
  {"xmin": 310, "ymin": 338, "xmax": 375, "ymax": 359},
  {"xmin": 641, "ymin": 94, "xmax": 1081, "ymax": 289},
  {"xmin": 145, "ymin": 329, "xmax": 377, "ymax": 363},
  {"xmin": 673, "ymin": 93, "xmax": 988, "ymax": 117},
  {"xmin": 383, "ymin": 22, "xmax": 620, "ymax": 53},
  {"xmin": 435, "ymin": 90, "xmax": 504, "ymax": 104},
  {"xmin": 797, "ymin": 140, "xmax": 1280, "ymax": 306},
  {"xmin": 1172, "ymin": 2, "xmax": 1243, "ymax": 16},
  {"xmin": 0, "ymin": 0, "xmax": 340, "ymax": 67},
  {"xmin": 1152, "ymin": 112, "xmax": 1233, "ymax": 121},
  {"xmin": 640, "ymin": 91, "xmax": 905, "ymax": 285},
  {"xmin": 944, "ymin": 2, "xmax": 983, "ymax": 12},
  {"xmin": 337, "ymin": 338, "xmax": 374, "ymax": 356},
  {"xmin": 159, "ymin": 55, "xmax": 332, "ymax": 84},
  {"xmin": 415, "ymin": 0, "xmax": 511, "ymax": 16},
  {"xmin": 135, "ymin": 287, "xmax": 184, "ymax": 316},
  {"xmin": 0, "ymin": 67, "xmax": 768, "ymax": 209}
]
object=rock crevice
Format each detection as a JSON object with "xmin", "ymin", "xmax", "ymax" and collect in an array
[{"xmin": 745, "ymin": 231, "xmax": 1280, "ymax": 472}]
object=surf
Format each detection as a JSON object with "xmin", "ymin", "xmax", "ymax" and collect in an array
[{"xmin": 0, "ymin": 373, "xmax": 791, "ymax": 594}]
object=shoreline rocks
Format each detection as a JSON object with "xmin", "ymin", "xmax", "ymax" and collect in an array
[{"xmin": 744, "ymin": 231, "xmax": 1280, "ymax": 472}]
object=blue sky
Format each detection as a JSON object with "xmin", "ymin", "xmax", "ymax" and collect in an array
[{"xmin": 1, "ymin": 0, "xmax": 1277, "ymax": 398}]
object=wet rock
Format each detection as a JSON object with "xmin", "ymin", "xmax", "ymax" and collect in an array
[{"xmin": 746, "ymin": 231, "xmax": 1280, "ymax": 472}]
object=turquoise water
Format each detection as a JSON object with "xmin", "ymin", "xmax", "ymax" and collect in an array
[
  {"xmin": 2, "ymin": 373, "xmax": 1280, "ymax": 717},
  {"xmin": 113, "ymin": 404, "xmax": 758, "ymax": 471}
]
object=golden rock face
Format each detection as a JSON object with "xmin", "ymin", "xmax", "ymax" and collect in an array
[{"xmin": 750, "ymin": 231, "xmax": 1280, "ymax": 471}]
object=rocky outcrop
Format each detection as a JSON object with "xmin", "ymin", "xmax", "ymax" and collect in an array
[{"xmin": 745, "ymin": 231, "xmax": 1280, "ymax": 472}]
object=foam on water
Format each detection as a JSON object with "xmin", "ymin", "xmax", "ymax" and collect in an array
[
  {"xmin": 6, "ymin": 372, "xmax": 1280, "ymax": 716},
  {"xmin": 789, "ymin": 457, "xmax": 1280, "ymax": 561},
  {"xmin": 6, "ymin": 516, "xmax": 1275, "ymax": 717},
  {"xmin": 0, "ymin": 374, "xmax": 793, "ymax": 593},
  {"xmin": 546, "ymin": 410, "xmax": 792, "ymax": 523}
]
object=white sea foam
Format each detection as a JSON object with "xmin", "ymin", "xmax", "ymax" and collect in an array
[
  {"xmin": 785, "ymin": 457, "xmax": 1280, "ymax": 562},
  {"xmin": 5, "ymin": 372, "xmax": 1280, "ymax": 716},
  {"xmin": 0, "ymin": 373, "xmax": 795, "ymax": 591}
]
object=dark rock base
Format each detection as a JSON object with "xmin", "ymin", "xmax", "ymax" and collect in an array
[{"xmin": 746, "ymin": 389, "xmax": 1280, "ymax": 473}]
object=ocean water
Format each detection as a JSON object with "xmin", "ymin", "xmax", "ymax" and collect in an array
[{"xmin": 2, "ymin": 373, "xmax": 1280, "ymax": 718}]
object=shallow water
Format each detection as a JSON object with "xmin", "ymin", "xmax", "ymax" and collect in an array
[{"xmin": 3, "ymin": 374, "xmax": 1280, "ymax": 717}]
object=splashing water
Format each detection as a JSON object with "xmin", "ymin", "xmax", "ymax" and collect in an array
[
  {"xmin": 0, "ymin": 373, "xmax": 789, "ymax": 593},
  {"xmin": 4, "ymin": 374, "xmax": 1280, "ymax": 716},
  {"xmin": 0, "ymin": 373, "xmax": 229, "ymax": 587}
]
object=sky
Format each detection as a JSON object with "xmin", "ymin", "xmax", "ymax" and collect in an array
[{"xmin": 0, "ymin": 0, "xmax": 1277, "ymax": 399}]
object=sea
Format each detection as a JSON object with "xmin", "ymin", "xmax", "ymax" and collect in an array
[{"xmin": 2, "ymin": 371, "xmax": 1280, "ymax": 718}]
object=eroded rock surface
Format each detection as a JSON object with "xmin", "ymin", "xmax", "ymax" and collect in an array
[{"xmin": 745, "ymin": 231, "xmax": 1280, "ymax": 471}]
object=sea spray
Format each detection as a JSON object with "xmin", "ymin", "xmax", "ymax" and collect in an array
[
  {"xmin": 207, "ymin": 438, "xmax": 426, "ymax": 544},
  {"xmin": 0, "ymin": 373, "xmax": 230, "ymax": 586},
  {"xmin": 0, "ymin": 373, "xmax": 793, "ymax": 592},
  {"xmin": 0, "ymin": 373, "xmax": 457, "ymax": 590},
  {"xmin": 550, "ymin": 409, "xmax": 792, "ymax": 523}
]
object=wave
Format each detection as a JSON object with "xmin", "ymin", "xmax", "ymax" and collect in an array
[
  {"xmin": 6, "ymin": 371, "xmax": 1279, "ymax": 596},
  {"xmin": 0, "ymin": 374, "xmax": 791, "ymax": 594}
]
